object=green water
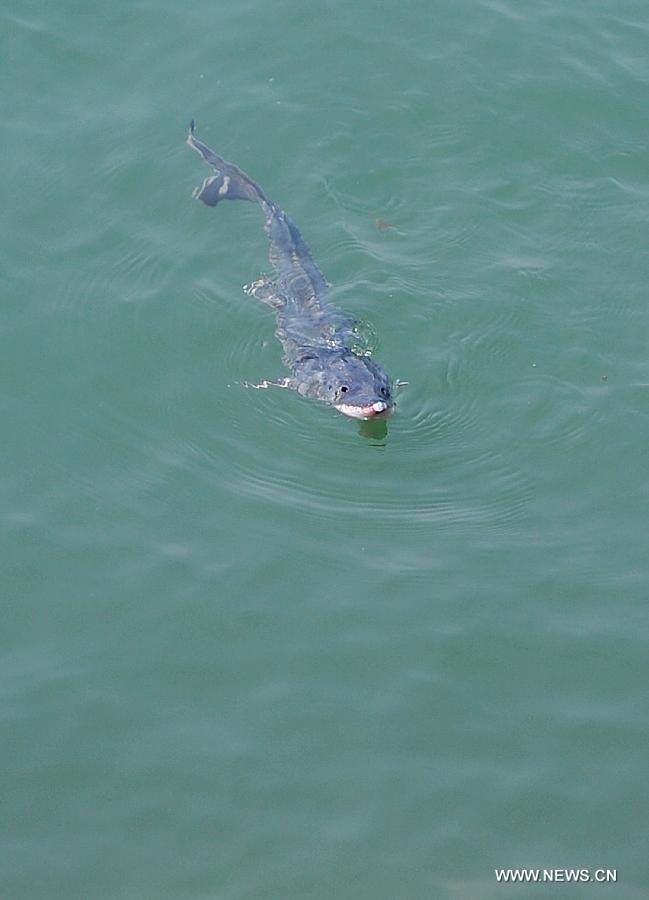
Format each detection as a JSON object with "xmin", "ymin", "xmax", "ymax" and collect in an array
[{"xmin": 3, "ymin": 1, "xmax": 649, "ymax": 897}]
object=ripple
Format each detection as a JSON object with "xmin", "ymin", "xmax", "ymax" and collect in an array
[
  {"xmin": 513, "ymin": 374, "xmax": 609, "ymax": 451},
  {"xmin": 158, "ymin": 264, "xmax": 538, "ymax": 536},
  {"xmin": 167, "ymin": 358, "xmax": 534, "ymax": 535}
]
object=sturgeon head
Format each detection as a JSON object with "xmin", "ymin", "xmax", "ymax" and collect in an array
[{"xmin": 312, "ymin": 350, "xmax": 393, "ymax": 419}]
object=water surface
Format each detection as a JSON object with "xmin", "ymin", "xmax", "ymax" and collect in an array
[{"xmin": 3, "ymin": 1, "xmax": 649, "ymax": 897}]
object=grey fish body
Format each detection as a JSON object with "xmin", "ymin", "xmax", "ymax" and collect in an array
[{"xmin": 187, "ymin": 122, "xmax": 393, "ymax": 419}]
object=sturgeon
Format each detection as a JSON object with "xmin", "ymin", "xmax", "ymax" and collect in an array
[{"xmin": 187, "ymin": 122, "xmax": 393, "ymax": 419}]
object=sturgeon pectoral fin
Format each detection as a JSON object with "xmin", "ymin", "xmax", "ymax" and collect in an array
[
  {"xmin": 238, "ymin": 378, "xmax": 293, "ymax": 391},
  {"xmin": 243, "ymin": 278, "xmax": 285, "ymax": 309}
]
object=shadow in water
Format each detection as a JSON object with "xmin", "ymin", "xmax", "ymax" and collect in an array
[{"xmin": 358, "ymin": 417, "xmax": 388, "ymax": 445}]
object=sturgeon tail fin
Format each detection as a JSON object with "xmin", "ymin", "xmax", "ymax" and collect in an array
[{"xmin": 186, "ymin": 120, "xmax": 266, "ymax": 208}]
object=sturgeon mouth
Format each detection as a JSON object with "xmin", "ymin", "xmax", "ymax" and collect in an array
[{"xmin": 334, "ymin": 400, "xmax": 393, "ymax": 420}]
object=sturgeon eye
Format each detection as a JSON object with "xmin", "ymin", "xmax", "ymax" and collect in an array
[
  {"xmin": 339, "ymin": 385, "xmax": 348, "ymax": 393},
  {"xmin": 380, "ymin": 387, "xmax": 388, "ymax": 397}
]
